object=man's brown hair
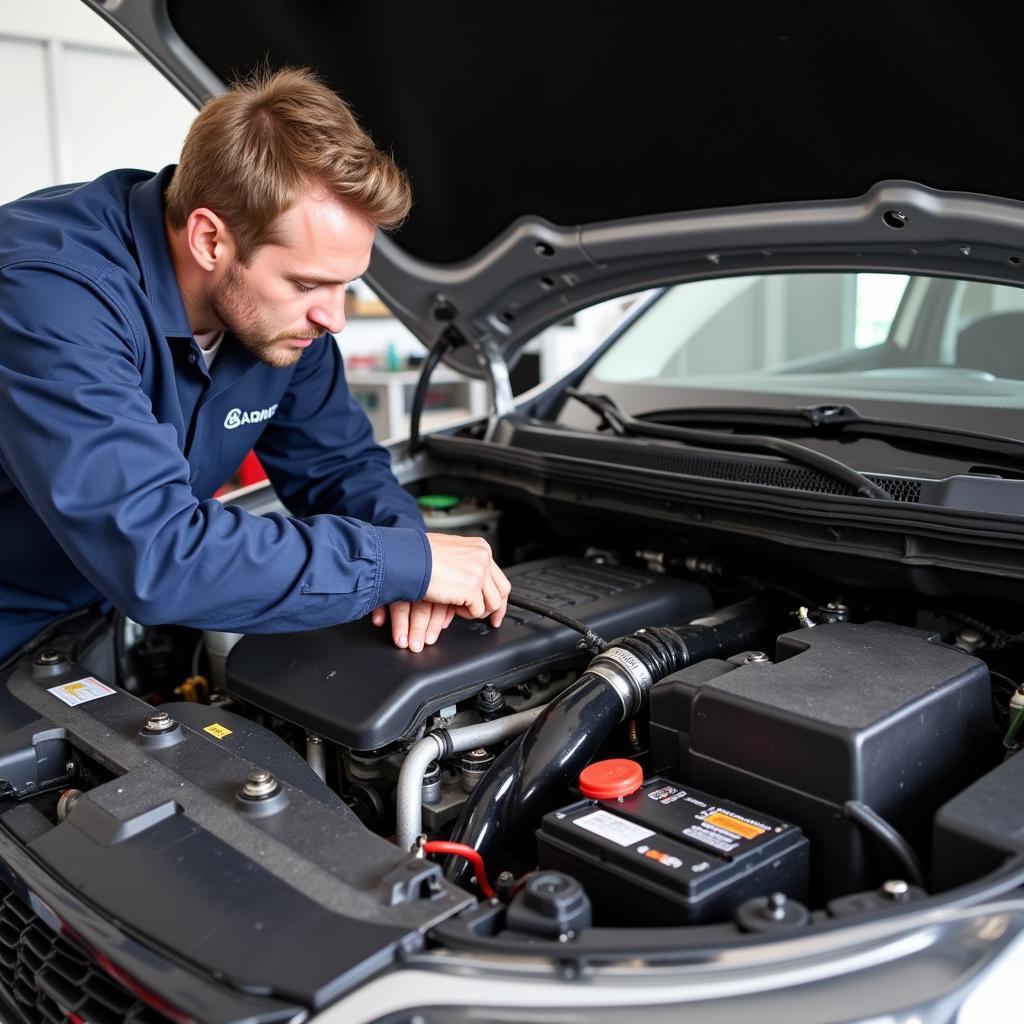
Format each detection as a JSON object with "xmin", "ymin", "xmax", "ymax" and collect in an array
[{"xmin": 165, "ymin": 67, "xmax": 411, "ymax": 261}]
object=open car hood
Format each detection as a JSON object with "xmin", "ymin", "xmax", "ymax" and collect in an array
[{"xmin": 86, "ymin": 0, "xmax": 1024, "ymax": 375}]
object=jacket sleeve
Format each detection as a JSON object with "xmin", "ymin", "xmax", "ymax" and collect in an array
[
  {"xmin": 0, "ymin": 262, "xmax": 431, "ymax": 632},
  {"xmin": 252, "ymin": 331, "xmax": 427, "ymax": 532}
]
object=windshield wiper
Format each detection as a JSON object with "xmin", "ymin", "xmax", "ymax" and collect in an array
[
  {"xmin": 634, "ymin": 403, "xmax": 1024, "ymax": 471},
  {"xmin": 564, "ymin": 390, "xmax": 893, "ymax": 500}
]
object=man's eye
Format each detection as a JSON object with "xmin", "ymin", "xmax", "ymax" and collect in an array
[{"xmin": 294, "ymin": 282, "xmax": 315, "ymax": 294}]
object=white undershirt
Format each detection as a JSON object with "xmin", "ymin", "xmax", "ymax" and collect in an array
[{"xmin": 194, "ymin": 329, "xmax": 224, "ymax": 369}]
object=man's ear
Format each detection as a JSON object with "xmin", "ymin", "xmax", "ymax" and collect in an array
[{"xmin": 185, "ymin": 208, "xmax": 235, "ymax": 271}]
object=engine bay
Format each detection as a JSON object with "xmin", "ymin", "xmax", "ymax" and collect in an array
[
  {"xmin": 5, "ymin": 492, "xmax": 1024, "ymax": 970},
  {"xmin": 183, "ymin": 533, "xmax": 1021, "ymax": 935}
]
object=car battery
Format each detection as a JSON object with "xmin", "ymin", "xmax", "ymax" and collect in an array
[{"xmin": 537, "ymin": 777, "xmax": 808, "ymax": 926}]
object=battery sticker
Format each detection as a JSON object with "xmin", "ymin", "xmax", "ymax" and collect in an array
[
  {"xmin": 203, "ymin": 723, "xmax": 232, "ymax": 739},
  {"xmin": 637, "ymin": 845, "xmax": 684, "ymax": 869},
  {"xmin": 704, "ymin": 811, "xmax": 766, "ymax": 839},
  {"xmin": 683, "ymin": 825, "xmax": 739, "ymax": 853},
  {"xmin": 575, "ymin": 810, "xmax": 656, "ymax": 847},
  {"xmin": 47, "ymin": 677, "xmax": 115, "ymax": 707}
]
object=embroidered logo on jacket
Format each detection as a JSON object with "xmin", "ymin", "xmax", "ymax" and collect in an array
[{"xmin": 224, "ymin": 404, "xmax": 278, "ymax": 429}]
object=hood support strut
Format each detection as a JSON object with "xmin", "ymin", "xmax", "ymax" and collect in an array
[
  {"xmin": 471, "ymin": 333, "xmax": 515, "ymax": 440},
  {"xmin": 409, "ymin": 318, "xmax": 515, "ymax": 452}
]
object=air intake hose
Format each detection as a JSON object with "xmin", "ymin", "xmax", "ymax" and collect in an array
[{"xmin": 446, "ymin": 598, "xmax": 773, "ymax": 889}]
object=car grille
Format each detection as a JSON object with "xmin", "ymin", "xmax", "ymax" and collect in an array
[{"xmin": 0, "ymin": 881, "xmax": 168, "ymax": 1024}]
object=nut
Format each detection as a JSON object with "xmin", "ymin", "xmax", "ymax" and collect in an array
[
  {"xmin": 241, "ymin": 769, "xmax": 279, "ymax": 800},
  {"xmin": 144, "ymin": 710, "xmax": 175, "ymax": 733}
]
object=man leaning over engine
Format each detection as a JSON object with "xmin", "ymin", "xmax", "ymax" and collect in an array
[{"xmin": 0, "ymin": 68, "xmax": 509, "ymax": 665}]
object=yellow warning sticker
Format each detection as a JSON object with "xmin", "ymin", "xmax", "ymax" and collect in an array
[
  {"xmin": 203, "ymin": 723, "xmax": 232, "ymax": 740},
  {"xmin": 704, "ymin": 811, "xmax": 766, "ymax": 839}
]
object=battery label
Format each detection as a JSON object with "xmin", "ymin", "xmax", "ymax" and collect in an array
[
  {"xmin": 704, "ymin": 811, "xmax": 766, "ymax": 839},
  {"xmin": 683, "ymin": 825, "xmax": 739, "ymax": 853},
  {"xmin": 574, "ymin": 809, "xmax": 656, "ymax": 847}
]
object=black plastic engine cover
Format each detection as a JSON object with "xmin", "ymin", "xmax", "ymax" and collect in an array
[
  {"xmin": 227, "ymin": 557, "xmax": 711, "ymax": 750},
  {"xmin": 649, "ymin": 621, "xmax": 992, "ymax": 899}
]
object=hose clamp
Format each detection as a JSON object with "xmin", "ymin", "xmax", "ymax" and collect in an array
[
  {"xmin": 587, "ymin": 645, "xmax": 655, "ymax": 718},
  {"xmin": 586, "ymin": 665, "xmax": 637, "ymax": 718},
  {"xmin": 594, "ymin": 647, "xmax": 654, "ymax": 689}
]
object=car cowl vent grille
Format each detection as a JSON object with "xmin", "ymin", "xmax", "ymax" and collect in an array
[
  {"xmin": 0, "ymin": 881, "xmax": 168, "ymax": 1024},
  {"xmin": 513, "ymin": 429, "xmax": 922, "ymax": 502}
]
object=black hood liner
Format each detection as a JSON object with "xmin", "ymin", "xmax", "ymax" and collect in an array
[{"xmin": 168, "ymin": 1, "xmax": 1024, "ymax": 266}]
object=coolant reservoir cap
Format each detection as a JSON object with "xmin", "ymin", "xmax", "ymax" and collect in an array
[
  {"xmin": 579, "ymin": 759, "xmax": 643, "ymax": 800},
  {"xmin": 417, "ymin": 494, "xmax": 460, "ymax": 511}
]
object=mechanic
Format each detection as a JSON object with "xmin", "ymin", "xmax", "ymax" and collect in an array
[{"xmin": 0, "ymin": 67, "xmax": 509, "ymax": 668}]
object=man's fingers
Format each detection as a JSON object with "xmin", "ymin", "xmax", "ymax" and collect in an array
[
  {"xmin": 371, "ymin": 606, "xmax": 386, "ymax": 627},
  {"xmin": 482, "ymin": 573, "xmax": 502, "ymax": 618},
  {"xmin": 443, "ymin": 606, "xmax": 456, "ymax": 629},
  {"xmin": 488, "ymin": 564, "xmax": 511, "ymax": 627},
  {"xmin": 425, "ymin": 602, "xmax": 449, "ymax": 645},
  {"xmin": 407, "ymin": 600, "xmax": 433, "ymax": 652},
  {"xmin": 390, "ymin": 601, "xmax": 411, "ymax": 648},
  {"xmin": 465, "ymin": 591, "xmax": 487, "ymax": 619}
]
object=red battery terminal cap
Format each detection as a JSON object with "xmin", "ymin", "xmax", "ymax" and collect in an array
[{"xmin": 579, "ymin": 758, "xmax": 644, "ymax": 800}]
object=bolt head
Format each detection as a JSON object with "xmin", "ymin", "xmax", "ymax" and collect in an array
[
  {"xmin": 35, "ymin": 649, "xmax": 64, "ymax": 665},
  {"xmin": 144, "ymin": 711, "xmax": 175, "ymax": 733},
  {"xmin": 882, "ymin": 879, "xmax": 910, "ymax": 898},
  {"xmin": 241, "ymin": 769, "xmax": 279, "ymax": 800},
  {"xmin": 56, "ymin": 788, "xmax": 82, "ymax": 822},
  {"xmin": 765, "ymin": 892, "xmax": 789, "ymax": 919}
]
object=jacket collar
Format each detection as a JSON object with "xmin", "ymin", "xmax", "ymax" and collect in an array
[{"xmin": 128, "ymin": 165, "xmax": 194, "ymax": 338}]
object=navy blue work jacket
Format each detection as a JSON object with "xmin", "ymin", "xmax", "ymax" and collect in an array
[{"xmin": 0, "ymin": 167, "xmax": 431, "ymax": 662}]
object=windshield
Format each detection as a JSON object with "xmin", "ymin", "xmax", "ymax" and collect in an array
[{"xmin": 585, "ymin": 273, "xmax": 1024, "ymax": 407}]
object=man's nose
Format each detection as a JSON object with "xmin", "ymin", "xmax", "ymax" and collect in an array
[{"xmin": 308, "ymin": 294, "xmax": 346, "ymax": 335}]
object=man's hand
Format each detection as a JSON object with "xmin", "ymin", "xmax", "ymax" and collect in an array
[
  {"xmin": 423, "ymin": 532, "xmax": 510, "ymax": 625},
  {"xmin": 371, "ymin": 533, "xmax": 510, "ymax": 652},
  {"xmin": 372, "ymin": 599, "xmax": 457, "ymax": 652}
]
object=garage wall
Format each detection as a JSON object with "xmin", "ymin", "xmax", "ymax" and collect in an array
[
  {"xmin": 0, "ymin": 1, "xmax": 623, "ymax": 391},
  {"xmin": 0, "ymin": 0, "xmax": 195, "ymax": 205}
]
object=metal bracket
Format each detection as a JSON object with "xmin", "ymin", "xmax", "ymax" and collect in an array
[{"xmin": 469, "ymin": 334, "xmax": 515, "ymax": 440}]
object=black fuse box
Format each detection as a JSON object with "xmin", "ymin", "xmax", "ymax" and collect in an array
[{"xmin": 537, "ymin": 778, "xmax": 808, "ymax": 926}]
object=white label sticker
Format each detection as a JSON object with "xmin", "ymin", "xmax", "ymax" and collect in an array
[
  {"xmin": 47, "ymin": 676, "xmax": 115, "ymax": 706},
  {"xmin": 574, "ymin": 810, "xmax": 656, "ymax": 848}
]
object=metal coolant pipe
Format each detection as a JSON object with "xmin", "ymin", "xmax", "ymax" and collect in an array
[
  {"xmin": 446, "ymin": 599, "xmax": 773, "ymax": 889},
  {"xmin": 395, "ymin": 704, "xmax": 546, "ymax": 852}
]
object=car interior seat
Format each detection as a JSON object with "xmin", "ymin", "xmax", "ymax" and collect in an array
[{"xmin": 955, "ymin": 311, "xmax": 1024, "ymax": 379}]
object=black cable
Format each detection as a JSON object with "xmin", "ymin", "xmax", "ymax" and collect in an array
[
  {"xmin": 506, "ymin": 593, "xmax": 608, "ymax": 654},
  {"xmin": 565, "ymin": 388, "xmax": 893, "ymax": 501},
  {"xmin": 409, "ymin": 329, "xmax": 458, "ymax": 455},
  {"xmin": 844, "ymin": 800, "xmax": 926, "ymax": 889}
]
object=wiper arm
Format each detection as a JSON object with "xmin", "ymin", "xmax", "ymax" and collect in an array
[
  {"xmin": 640, "ymin": 403, "xmax": 1024, "ymax": 471},
  {"xmin": 564, "ymin": 390, "xmax": 893, "ymax": 501}
]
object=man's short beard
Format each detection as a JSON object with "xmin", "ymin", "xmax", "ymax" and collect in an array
[{"xmin": 208, "ymin": 263, "xmax": 307, "ymax": 369}]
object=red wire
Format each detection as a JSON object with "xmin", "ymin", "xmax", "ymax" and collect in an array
[{"xmin": 423, "ymin": 840, "xmax": 497, "ymax": 898}]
